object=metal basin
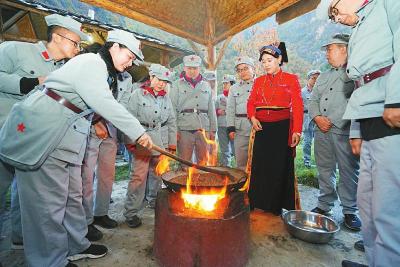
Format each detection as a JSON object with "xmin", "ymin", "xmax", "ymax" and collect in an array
[{"xmin": 282, "ymin": 210, "xmax": 340, "ymax": 244}]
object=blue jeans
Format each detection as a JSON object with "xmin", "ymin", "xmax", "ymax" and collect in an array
[{"xmin": 302, "ymin": 114, "xmax": 315, "ymax": 164}]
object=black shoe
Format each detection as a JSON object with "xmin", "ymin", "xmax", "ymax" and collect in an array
[
  {"xmin": 344, "ymin": 214, "xmax": 362, "ymax": 231},
  {"xmin": 126, "ymin": 215, "xmax": 142, "ymax": 228},
  {"xmin": 354, "ymin": 240, "xmax": 365, "ymax": 252},
  {"xmin": 11, "ymin": 241, "xmax": 24, "ymax": 250},
  {"xmin": 94, "ymin": 215, "xmax": 118, "ymax": 229},
  {"xmin": 311, "ymin": 207, "xmax": 333, "ymax": 216},
  {"xmin": 67, "ymin": 244, "xmax": 108, "ymax": 261},
  {"xmin": 342, "ymin": 260, "xmax": 368, "ymax": 267},
  {"xmin": 65, "ymin": 262, "xmax": 78, "ymax": 267},
  {"xmin": 110, "ymin": 198, "xmax": 114, "ymax": 204},
  {"xmin": 86, "ymin": 223, "xmax": 103, "ymax": 241}
]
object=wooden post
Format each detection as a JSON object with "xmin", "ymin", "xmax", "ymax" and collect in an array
[
  {"xmin": 160, "ymin": 50, "xmax": 170, "ymax": 67},
  {"xmin": 0, "ymin": 7, "xmax": 4, "ymax": 42}
]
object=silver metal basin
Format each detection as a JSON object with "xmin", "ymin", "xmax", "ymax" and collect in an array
[{"xmin": 282, "ymin": 210, "xmax": 340, "ymax": 244}]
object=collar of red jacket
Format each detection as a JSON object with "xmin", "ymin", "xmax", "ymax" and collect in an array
[
  {"xmin": 223, "ymin": 89, "xmax": 229, "ymax": 97},
  {"xmin": 141, "ymin": 80, "xmax": 166, "ymax": 97},
  {"xmin": 183, "ymin": 72, "xmax": 203, "ymax": 88}
]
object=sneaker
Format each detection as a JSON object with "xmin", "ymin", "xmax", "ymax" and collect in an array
[
  {"xmin": 344, "ymin": 214, "xmax": 362, "ymax": 231},
  {"xmin": 86, "ymin": 223, "xmax": 103, "ymax": 242},
  {"xmin": 65, "ymin": 262, "xmax": 78, "ymax": 267},
  {"xmin": 67, "ymin": 244, "xmax": 108, "ymax": 261},
  {"xmin": 310, "ymin": 207, "xmax": 333, "ymax": 216},
  {"xmin": 11, "ymin": 242, "xmax": 24, "ymax": 250},
  {"xmin": 94, "ymin": 215, "xmax": 118, "ymax": 229},
  {"xmin": 126, "ymin": 215, "xmax": 142, "ymax": 228},
  {"xmin": 342, "ymin": 260, "xmax": 368, "ymax": 267},
  {"xmin": 354, "ymin": 240, "xmax": 365, "ymax": 252}
]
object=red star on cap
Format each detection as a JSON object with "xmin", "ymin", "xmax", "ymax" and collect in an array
[
  {"xmin": 165, "ymin": 72, "xmax": 170, "ymax": 76},
  {"xmin": 190, "ymin": 56, "xmax": 195, "ymax": 61},
  {"xmin": 17, "ymin": 123, "xmax": 25, "ymax": 133},
  {"xmin": 238, "ymin": 57, "xmax": 242, "ymax": 62}
]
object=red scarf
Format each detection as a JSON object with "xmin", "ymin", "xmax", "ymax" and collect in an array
[
  {"xmin": 183, "ymin": 73, "xmax": 203, "ymax": 88},
  {"xmin": 141, "ymin": 80, "xmax": 166, "ymax": 97}
]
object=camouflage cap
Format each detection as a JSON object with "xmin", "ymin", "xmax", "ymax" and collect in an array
[{"xmin": 45, "ymin": 14, "xmax": 88, "ymax": 41}]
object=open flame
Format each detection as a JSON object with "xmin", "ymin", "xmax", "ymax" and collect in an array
[
  {"xmin": 155, "ymin": 155, "xmax": 171, "ymax": 176},
  {"xmin": 181, "ymin": 167, "xmax": 227, "ymax": 212},
  {"xmin": 199, "ymin": 129, "xmax": 218, "ymax": 166}
]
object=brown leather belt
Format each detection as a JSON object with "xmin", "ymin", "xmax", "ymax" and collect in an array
[
  {"xmin": 43, "ymin": 88, "xmax": 83, "ymax": 114},
  {"xmin": 235, "ymin": 114, "xmax": 247, "ymax": 117},
  {"xmin": 355, "ymin": 65, "xmax": 392, "ymax": 89},
  {"xmin": 181, "ymin": 108, "xmax": 207, "ymax": 114}
]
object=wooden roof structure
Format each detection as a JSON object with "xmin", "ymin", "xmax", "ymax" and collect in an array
[
  {"xmin": 81, "ymin": 0, "xmax": 320, "ymax": 46},
  {"xmin": 81, "ymin": 0, "xmax": 320, "ymax": 70}
]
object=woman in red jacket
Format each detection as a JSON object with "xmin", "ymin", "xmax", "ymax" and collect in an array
[{"xmin": 247, "ymin": 44, "xmax": 303, "ymax": 215}]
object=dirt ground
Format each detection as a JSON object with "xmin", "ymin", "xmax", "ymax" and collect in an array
[{"xmin": 0, "ymin": 182, "xmax": 367, "ymax": 267}]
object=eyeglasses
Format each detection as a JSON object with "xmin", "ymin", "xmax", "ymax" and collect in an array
[
  {"xmin": 328, "ymin": 0, "xmax": 342, "ymax": 22},
  {"xmin": 55, "ymin": 33, "xmax": 81, "ymax": 50},
  {"xmin": 236, "ymin": 66, "xmax": 249, "ymax": 73}
]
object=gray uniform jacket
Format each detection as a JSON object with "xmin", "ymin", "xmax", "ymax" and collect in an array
[
  {"xmin": 170, "ymin": 77, "xmax": 217, "ymax": 132},
  {"xmin": 215, "ymin": 94, "xmax": 228, "ymax": 127},
  {"xmin": 342, "ymin": 0, "xmax": 400, "ymax": 138},
  {"xmin": 0, "ymin": 41, "xmax": 63, "ymax": 127},
  {"xmin": 116, "ymin": 71, "xmax": 134, "ymax": 107},
  {"xmin": 0, "ymin": 53, "xmax": 145, "ymax": 168},
  {"xmin": 309, "ymin": 68, "xmax": 355, "ymax": 134},
  {"xmin": 226, "ymin": 80, "xmax": 253, "ymax": 136},
  {"xmin": 125, "ymin": 85, "xmax": 177, "ymax": 155}
]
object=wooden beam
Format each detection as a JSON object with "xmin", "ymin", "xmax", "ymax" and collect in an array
[
  {"xmin": 213, "ymin": 0, "xmax": 301, "ymax": 44},
  {"xmin": 3, "ymin": 10, "xmax": 27, "ymax": 32},
  {"xmin": 0, "ymin": 7, "xmax": 4, "ymax": 42},
  {"xmin": 276, "ymin": 0, "xmax": 321, "ymax": 24},
  {"xmin": 81, "ymin": 0, "xmax": 207, "ymax": 45},
  {"xmin": 207, "ymin": 44, "xmax": 216, "ymax": 70},
  {"xmin": 214, "ymin": 35, "xmax": 232, "ymax": 69}
]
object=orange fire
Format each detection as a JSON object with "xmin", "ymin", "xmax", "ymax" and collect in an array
[
  {"xmin": 155, "ymin": 155, "xmax": 171, "ymax": 176},
  {"xmin": 181, "ymin": 167, "xmax": 227, "ymax": 212},
  {"xmin": 198, "ymin": 129, "xmax": 218, "ymax": 166}
]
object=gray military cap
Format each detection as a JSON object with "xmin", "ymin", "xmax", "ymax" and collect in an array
[
  {"xmin": 321, "ymin": 33, "xmax": 350, "ymax": 49},
  {"xmin": 183, "ymin": 55, "xmax": 201, "ymax": 67},
  {"xmin": 234, "ymin": 56, "xmax": 255, "ymax": 68},
  {"xmin": 222, "ymin": 74, "xmax": 236, "ymax": 83},
  {"xmin": 149, "ymin": 64, "xmax": 173, "ymax": 83},
  {"xmin": 203, "ymin": 70, "xmax": 216, "ymax": 81},
  {"xmin": 307, "ymin": 70, "xmax": 321, "ymax": 79},
  {"xmin": 107, "ymin": 29, "xmax": 144, "ymax": 65},
  {"xmin": 45, "ymin": 14, "xmax": 88, "ymax": 41}
]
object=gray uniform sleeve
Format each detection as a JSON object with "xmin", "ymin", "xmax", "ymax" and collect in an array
[
  {"xmin": 0, "ymin": 43, "xmax": 22, "ymax": 94},
  {"xmin": 72, "ymin": 57, "xmax": 145, "ymax": 142},
  {"xmin": 384, "ymin": 0, "xmax": 400, "ymax": 106},
  {"xmin": 226, "ymin": 89, "xmax": 235, "ymax": 128},
  {"xmin": 208, "ymin": 89, "xmax": 217, "ymax": 132},
  {"xmin": 166, "ymin": 97, "xmax": 177, "ymax": 146},
  {"xmin": 169, "ymin": 81, "xmax": 178, "ymax": 117},
  {"xmin": 309, "ymin": 77, "xmax": 323, "ymax": 119},
  {"xmin": 349, "ymin": 120, "xmax": 362, "ymax": 139}
]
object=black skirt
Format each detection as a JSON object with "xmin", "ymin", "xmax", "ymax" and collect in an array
[{"xmin": 248, "ymin": 119, "xmax": 295, "ymax": 215}]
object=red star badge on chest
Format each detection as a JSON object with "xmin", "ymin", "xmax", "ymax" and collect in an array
[{"xmin": 17, "ymin": 123, "xmax": 25, "ymax": 133}]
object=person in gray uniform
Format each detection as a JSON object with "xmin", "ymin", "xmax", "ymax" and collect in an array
[
  {"xmin": 82, "ymin": 69, "xmax": 134, "ymax": 241},
  {"xmin": 215, "ymin": 74, "xmax": 236, "ymax": 167},
  {"xmin": 301, "ymin": 69, "xmax": 320, "ymax": 168},
  {"xmin": 309, "ymin": 33, "xmax": 361, "ymax": 231},
  {"xmin": 0, "ymin": 14, "xmax": 85, "ymax": 251},
  {"xmin": 317, "ymin": 1, "xmax": 400, "ymax": 267},
  {"xmin": 170, "ymin": 55, "xmax": 217, "ymax": 165},
  {"xmin": 123, "ymin": 64, "xmax": 176, "ymax": 228},
  {"xmin": 0, "ymin": 29, "xmax": 152, "ymax": 267},
  {"xmin": 226, "ymin": 56, "xmax": 255, "ymax": 170}
]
